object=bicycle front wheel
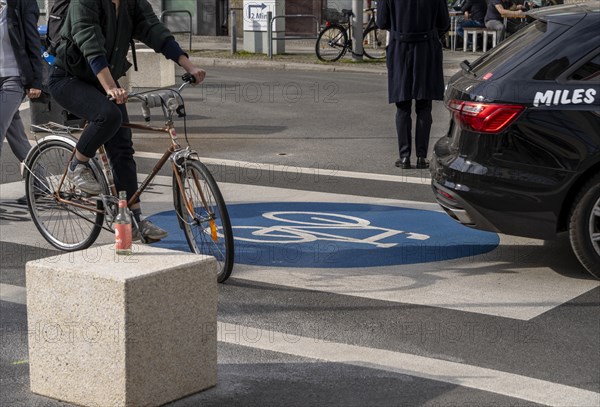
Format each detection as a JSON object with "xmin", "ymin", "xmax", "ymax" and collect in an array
[
  {"xmin": 363, "ymin": 26, "xmax": 388, "ymax": 59},
  {"xmin": 25, "ymin": 139, "xmax": 107, "ymax": 251},
  {"xmin": 173, "ymin": 159, "xmax": 234, "ymax": 283},
  {"xmin": 316, "ymin": 25, "xmax": 348, "ymax": 62}
]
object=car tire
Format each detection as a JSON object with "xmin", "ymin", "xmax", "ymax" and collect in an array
[{"xmin": 569, "ymin": 172, "xmax": 600, "ymax": 279}]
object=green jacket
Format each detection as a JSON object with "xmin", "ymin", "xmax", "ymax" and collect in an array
[{"xmin": 54, "ymin": 0, "xmax": 174, "ymax": 84}]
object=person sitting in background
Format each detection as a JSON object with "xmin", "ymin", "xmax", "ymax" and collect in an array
[
  {"xmin": 485, "ymin": 0, "xmax": 526, "ymax": 42},
  {"xmin": 457, "ymin": 0, "xmax": 487, "ymax": 48}
]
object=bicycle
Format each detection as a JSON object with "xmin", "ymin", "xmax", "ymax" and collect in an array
[
  {"xmin": 22, "ymin": 74, "xmax": 235, "ymax": 283},
  {"xmin": 315, "ymin": 7, "xmax": 388, "ymax": 62}
]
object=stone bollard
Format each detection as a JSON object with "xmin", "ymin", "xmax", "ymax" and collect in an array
[
  {"xmin": 26, "ymin": 244, "xmax": 217, "ymax": 407},
  {"xmin": 124, "ymin": 48, "xmax": 176, "ymax": 91}
]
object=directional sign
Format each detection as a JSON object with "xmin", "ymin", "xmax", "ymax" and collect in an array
[
  {"xmin": 149, "ymin": 202, "xmax": 500, "ymax": 268},
  {"xmin": 243, "ymin": 0, "xmax": 277, "ymax": 31}
]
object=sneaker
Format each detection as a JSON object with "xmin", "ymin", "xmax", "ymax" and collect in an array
[
  {"xmin": 67, "ymin": 163, "xmax": 103, "ymax": 195},
  {"xmin": 132, "ymin": 219, "xmax": 168, "ymax": 242}
]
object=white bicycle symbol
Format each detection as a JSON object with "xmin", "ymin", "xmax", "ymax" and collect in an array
[{"xmin": 233, "ymin": 211, "xmax": 430, "ymax": 248}]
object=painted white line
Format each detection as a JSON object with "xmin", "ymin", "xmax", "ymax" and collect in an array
[
  {"xmin": 0, "ymin": 284, "xmax": 26, "ymax": 305},
  {"xmin": 2, "ymin": 284, "xmax": 596, "ymax": 406},
  {"xmin": 217, "ymin": 322, "xmax": 599, "ymax": 407},
  {"xmin": 134, "ymin": 151, "xmax": 431, "ymax": 185}
]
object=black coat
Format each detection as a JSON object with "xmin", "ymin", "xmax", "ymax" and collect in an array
[
  {"xmin": 5, "ymin": 0, "xmax": 43, "ymax": 89},
  {"xmin": 377, "ymin": 0, "xmax": 450, "ymax": 103}
]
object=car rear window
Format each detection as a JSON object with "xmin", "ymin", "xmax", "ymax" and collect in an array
[
  {"xmin": 471, "ymin": 21, "xmax": 547, "ymax": 76},
  {"xmin": 569, "ymin": 53, "xmax": 600, "ymax": 81}
]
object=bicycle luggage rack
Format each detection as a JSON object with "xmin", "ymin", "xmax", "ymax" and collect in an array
[{"xmin": 267, "ymin": 12, "xmax": 319, "ymax": 59}]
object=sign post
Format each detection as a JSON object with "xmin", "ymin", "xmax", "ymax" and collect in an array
[{"xmin": 243, "ymin": 0, "xmax": 285, "ymax": 54}]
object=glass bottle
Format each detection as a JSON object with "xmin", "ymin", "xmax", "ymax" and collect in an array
[{"xmin": 115, "ymin": 191, "xmax": 132, "ymax": 255}]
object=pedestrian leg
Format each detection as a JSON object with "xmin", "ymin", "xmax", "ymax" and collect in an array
[
  {"xmin": 395, "ymin": 100, "xmax": 413, "ymax": 159},
  {"xmin": 415, "ymin": 99, "xmax": 433, "ymax": 159},
  {"xmin": 5, "ymin": 110, "xmax": 32, "ymax": 162},
  {"xmin": 0, "ymin": 77, "xmax": 25, "ymax": 158}
]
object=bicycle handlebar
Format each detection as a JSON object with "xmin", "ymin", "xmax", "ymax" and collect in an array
[{"xmin": 127, "ymin": 74, "xmax": 194, "ymax": 121}]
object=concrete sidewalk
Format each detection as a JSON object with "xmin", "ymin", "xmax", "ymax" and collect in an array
[{"xmin": 176, "ymin": 34, "xmax": 482, "ymax": 76}]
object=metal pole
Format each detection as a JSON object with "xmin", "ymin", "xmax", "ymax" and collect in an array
[
  {"xmin": 230, "ymin": 10, "xmax": 237, "ymax": 54},
  {"xmin": 352, "ymin": 0, "xmax": 363, "ymax": 61},
  {"xmin": 267, "ymin": 11, "xmax": 273, "ymax": 59}
]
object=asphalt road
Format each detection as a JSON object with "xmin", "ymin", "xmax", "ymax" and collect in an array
[{"xmin": 1, "ymin": 66, "xmax": 599, "ymax": 407}]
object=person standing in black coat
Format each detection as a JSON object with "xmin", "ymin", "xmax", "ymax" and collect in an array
[{"xmin": 377, "ymin": 0, "xmax": 450, "ymax": 169}]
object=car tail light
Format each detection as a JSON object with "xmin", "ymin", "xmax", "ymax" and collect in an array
[
  {"xmin": 435, "ymin": 187, "xmax": 456, "ymax": 202},
  {"xmin": 447, "ymin": 100, "xmax": 525, "ymax": 133}
]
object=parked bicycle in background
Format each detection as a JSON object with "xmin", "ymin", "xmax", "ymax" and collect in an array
[{"xmin": 316, "ymin": 7, "xmax": 388, "ymax": 62}]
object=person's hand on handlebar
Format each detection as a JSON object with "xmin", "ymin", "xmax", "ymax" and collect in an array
[
  {"xmin": 106, "ymin": 87, "xmax": 128, "ymax": 104},
  {"xmin": 178, "ymin": 55, "xmax": 206, "ymax": 85}
]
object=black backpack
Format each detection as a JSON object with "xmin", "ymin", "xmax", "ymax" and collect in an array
[
  {"xmin": 46, "ymin": 0, "xmax": 138, "ymax": 70},
  {"xmin": 46, "ymin": 0, "xmax": 70, "ymax": 55}
]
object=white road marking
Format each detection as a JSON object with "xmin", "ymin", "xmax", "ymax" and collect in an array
[
  {"xmin": 2, "ymin": 285, "xmax": 596, "ymax": 406},
  {"xmin": 134, "ymin": 151, "xmax": 432, "ymax": 185},
  {"xmin": 0, "ymin": 284, "xmax": 26, "ymax": 305},
  {"xmin": 219, "ymin": 321, "xmax": 598, "ymax": 407},
  {"xmin": 1, "ymin": 179, "xmax": 597, "ymax": 320}
]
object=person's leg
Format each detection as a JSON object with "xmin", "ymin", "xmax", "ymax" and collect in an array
[
  {"xmin": 458, "ymin": 20, "xmax": 477, "ymax": 43},
  {"xmin": 415, "ymin": 99, "xmax": 433, "ymax": 168},
  {"xmin": 486, "ymin": 20, "xmax": 505, "ymax": 42},
  {"xmin": 6, "ymin": 110, "xmax": 32, "ymax": 162},
  {"xmin": 48, "ymin": 68, "xmax": 123, "ymax": 194},
  {"xmin": 49, "ymin": 70, "xmax": 123, "ymax": 159},
  {"xmin": 102, "ymin": 103, "xmax": 167, "ymax": 241},
  {"xmin": 0, "ymin": 77, "xmax": 26, "ymax": 158},
  {"xmin": 395, "ymin": 100, "xmax": 412, "ymax": 160},
  {"xmin": 103, "ymin": 104, "xmax": 138, "ymax": 203}
]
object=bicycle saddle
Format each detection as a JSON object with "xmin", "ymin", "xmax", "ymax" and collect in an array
[{"xmin": 342, "ymin": 9, "xmax": 354, "ymax": 18}]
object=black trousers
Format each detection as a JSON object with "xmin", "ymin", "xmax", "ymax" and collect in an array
[
  {"xmin": 395, "ymin": 99, "xmax": 432, "ymax": 159},
  {"xmin": 48, "ymin": 66, "xmax": 139, "ymax": 203}
]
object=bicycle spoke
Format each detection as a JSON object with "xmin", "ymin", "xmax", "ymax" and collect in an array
[{"xmin": 27, "ymin": 142, "xmax": 105, "ymax": 251}]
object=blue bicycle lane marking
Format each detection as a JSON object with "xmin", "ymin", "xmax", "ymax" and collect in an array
[{"xmin": 148, "ymin": 202, "xmax": 499, "ymax": 268}]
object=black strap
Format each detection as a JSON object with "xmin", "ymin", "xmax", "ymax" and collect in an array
[
  {"xmin": 130, "ymin": 40, "xmax": 137, "ymax": 71},
  {"xmin": 391, "ymin": 30, "xmax": 437, "ymax": 42}
]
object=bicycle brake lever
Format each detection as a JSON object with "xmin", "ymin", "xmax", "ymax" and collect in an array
[{"xmin": 176, "ymin": 105, "xmax": 186, "ymax": 118}]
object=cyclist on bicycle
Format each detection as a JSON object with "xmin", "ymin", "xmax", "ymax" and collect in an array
[{"xmin": 48, "ymin": 0, "xmax": 205, "ymax": 242}]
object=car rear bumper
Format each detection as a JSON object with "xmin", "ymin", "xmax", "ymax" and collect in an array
[{"xmin": 430, "ymin": 152, "xmax": 561, "ymax": 240}]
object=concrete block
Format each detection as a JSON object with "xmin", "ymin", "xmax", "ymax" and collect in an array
[
  {"xmin": 125, "ymin": 49, "xmax": 175, "ymax": 91},
  {"xmin": 26, "ymin": 244, "xmax": 217, "ymax": 407}
]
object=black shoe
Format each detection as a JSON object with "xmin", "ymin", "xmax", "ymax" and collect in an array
[
  {"xmin": 395, "ymin": 157, "xmax": 411, "ymax": 169},
  {"xmin": 416, "ymin": 157, "xmax": 430, "ymax": 169}
]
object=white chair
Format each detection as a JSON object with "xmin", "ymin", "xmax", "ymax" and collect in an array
[
  {"xmin": 483, "ymin": 29, "xmax": 498, "ymax": 53},
  {"xmin": 463, "ymin": 28, "xmax": 484, "ymax": 52}
]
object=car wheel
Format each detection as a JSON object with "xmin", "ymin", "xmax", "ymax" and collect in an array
[{"xmin": 569, "ymin": 172, "xmax": 600, "ymax": 279}]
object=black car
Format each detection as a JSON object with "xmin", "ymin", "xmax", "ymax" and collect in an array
[{"xmin": 431, "ymin": 2, "xmax": 600, "ymax": 277}]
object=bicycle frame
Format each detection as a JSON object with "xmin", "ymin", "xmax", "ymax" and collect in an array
[{"xmin": 47, "ymin": 93, "xmax": 206, "ymax": 227}]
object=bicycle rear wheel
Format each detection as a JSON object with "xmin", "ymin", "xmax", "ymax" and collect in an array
[
  {"xmin": 363, "ymin": 26, "xmax": 388, "ymax": 59},
  {"xmin": 316, "ymin": 25, "xmax": 348, "ymax": 62},
  {"xmin": 173, "ymin": 159, "xmax": 234, "ymax": 283},
  {"xmin": 25, "ymin": 139, "xmax": 107, "ymax": 251}
]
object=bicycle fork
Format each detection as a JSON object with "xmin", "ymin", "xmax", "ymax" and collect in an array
[{"xmin": 172, "ymin": 160, "xmax": 219, "ymax": 242}]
